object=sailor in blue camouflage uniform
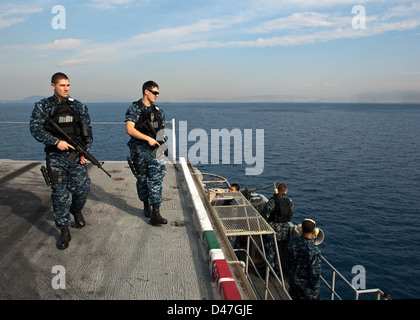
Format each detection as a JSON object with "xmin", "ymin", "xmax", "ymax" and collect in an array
[
  {"xmin": 262, "ymin": 183, "xmax": 294, "ymax": 275},
  {"xmin": 30, "ymin": 72, "xmax": 92, "ymax": 250},
  {"xmin": 286, "ymin": 219, "xmax": 321, "ymax": 300},
  {"xmin": 125, "ymin": 80, "xmax": 167, "ymax": 225}
]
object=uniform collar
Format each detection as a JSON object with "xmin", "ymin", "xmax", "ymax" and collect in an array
[
  {"xmin": 138, "ymin": 100, "xmax": 155, "ymax": 110},
  {"xmin": 51, "ymin": 95, "xmax": 72, "ymax": 105},
  {"xmin": 274, "ymin": 193, "xmax": 287, "ymax": 199}
]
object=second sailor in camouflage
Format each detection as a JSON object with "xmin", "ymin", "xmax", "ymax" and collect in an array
[
  {"xmin": 286, "ymin": 219, "xmax": 322, "ymax": 300},
  {"xmin": 125, "ymin": 81, "xmax": 167, "ymax": 225}
]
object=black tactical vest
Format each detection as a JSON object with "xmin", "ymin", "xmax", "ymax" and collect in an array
[
  {"xmin": 269, "ymin": 196, "xmax": 293, "ymax": 223},
  {"xmin": 133, "ymin": 101, "xmax": 164, "ymax": 140},
  {"xmin": 44, "ymin": 97, "xmax": 88, "ymax": 144}
]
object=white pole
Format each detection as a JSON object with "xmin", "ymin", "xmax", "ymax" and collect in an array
[{"xmin": 171, "ymin": 118, "xmax": 176, "ymax": 162}]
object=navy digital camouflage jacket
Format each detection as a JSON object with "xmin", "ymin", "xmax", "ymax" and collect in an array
[
  {"xmin": 286, "ymin": 236, "xmax": 321, "ymax": 299},
  {"xmin": 125, "ymin": 101, "xmax": 165, "ymax": 149},
  {"xmin": 30, "ymin": 95, "xmax": 92, "ymax": 150}
]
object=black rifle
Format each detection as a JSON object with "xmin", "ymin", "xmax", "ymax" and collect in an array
[
  {"xmin": 241, "ymin": 184, "xmax": 273, "ymax": 200},
  {"xmin": 46, "ymin": 120, "xmax": 112, "ymax": 178}
]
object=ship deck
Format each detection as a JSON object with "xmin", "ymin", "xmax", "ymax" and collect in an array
[{"xmin": 0, "ymin": 159, "xmax": 238, "ymax": 300}]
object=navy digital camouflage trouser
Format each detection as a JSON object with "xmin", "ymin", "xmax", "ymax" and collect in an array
[
  {"xmin": 47, "ymin": 151, "xmax": 91, "ymax": 229},
  {"xmin": 129, "ymin": 144, "xmax": 166, "ymax": 205},
  {"xmin": 264, "ymin": 222, "xmax": 292, "ymax": 274}
]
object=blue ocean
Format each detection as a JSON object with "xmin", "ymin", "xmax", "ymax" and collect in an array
[{"xmin": 1, "ymin": 101, "xmax": 419, "ymax": 300}]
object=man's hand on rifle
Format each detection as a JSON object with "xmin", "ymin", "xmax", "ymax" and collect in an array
[
  {"xmin": 79, "ymin": 156, "xmax": 87, "ymax": 165},
  {"xmin": 147, "ymin": 137, "xmax": 160, "ymax": 148},
  {"xmin": 56, "ymin": 140, "xmax": 75, "ymax": 151},
  {"xmin": 56, "ymin": 140, "xmax": 87, "ymax": 165}
]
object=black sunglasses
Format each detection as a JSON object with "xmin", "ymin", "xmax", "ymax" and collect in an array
[{"xmin": 148, "ymin": 89, "xmax": 159, "ymax": 96}]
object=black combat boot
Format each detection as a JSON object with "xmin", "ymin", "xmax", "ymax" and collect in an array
[
  {"xmin": 150, "ymin": 205, "xmax": 167, "ymax": 225},
  {"xmin": 57, "ymin": 227, "xmax": 71, "ymax": 250},
  {"xmin": 143, "ymin": 199, "xmax": 152, "ymax": 218},
  {"xmin": 71, "ymin": 211, "xmax": 85, "ymax": 228}
]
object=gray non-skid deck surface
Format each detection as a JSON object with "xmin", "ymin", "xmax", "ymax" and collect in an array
[{"xmin": 0, "ymin": 160, "xmax": 215, "ymax": 300}]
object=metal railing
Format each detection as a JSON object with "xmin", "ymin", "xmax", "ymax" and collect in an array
[
  {"xmin": 320, "ymin": 256, "xmax": 385, "ymax": 300},
  {"xmin": 179, "ymin": 125, "xmax": 387, "ymax": 301},
  {"xmin": 201, "ymin": 181, "xmax": 291, "ymax": 300},
  {"xmin": 232, "ymin": 235, "xmax": 292, "ymax": 300}
]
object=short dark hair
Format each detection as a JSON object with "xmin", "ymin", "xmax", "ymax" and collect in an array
[
  {"xmin": 51, "ymin": 72, "xmax": 69, "ymax": 85},
  {"xmin": 142, "ymin": 80, "xmax": 159, "ymax": 95},
  {"xmin": 277, "ymin": 183, "xmax": 287, "ymax": 193},
  {"xmin": 302, "ymin": 219, "xmax": 316, "ymax": 233}
]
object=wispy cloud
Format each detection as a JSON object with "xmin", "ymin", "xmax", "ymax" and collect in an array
[
  {"xmin": 380, "ymin": 2, "xmax": 420, "ymax": 20},
  {"xmin": 35, "ymin": 39, "xmax": 86, "ymax": 50},
  {"xmin": 133, "ymin": 20, "xmax": 226, "ymax": 41},
  {"xmin": 0, "ymin": 17, "xmax": 25, "ymax": 29},
  {"xmin": 59, "ymin": 58, "xmax": 107, "ymax": 66},
  {"xmin": 87, "ymin": 0, "xmax": 137, "ymax": 9},
  {"xmin": 138, "ymin": 4, "xmax": 420, "ymax": 51},
  {"xmin": 252, "ymin": 12, "xmax": 347, "ymax": 33},
  {"xmin": 0, "ymin": 3, "xmax": 42, "ymax": 29},
  {"xmin": 14, "ymin": 1, "xmax": 420, "ymax": 67},
  {"xmin": 224, "ymin": 19, "xmax": 420, "ymax": 49},
  {"xmin": 0, "ymin": 4, "xmax": 42, "ymax": 16},
  {"xmin": 1, "ymin": 0, "xmax": 419, "ymax": 102},
  {"xmin": 149, "ymin": 5, "xmax": 420, "ymax": 51},
  {"xmin": 258, "ymin": 0, "xmax": 372, "ymax": 9},
  {"xmin": 132, "ymin": 14, "xmax": 251, "ymax": 42},
  {"xmin": 55, "ymin": 44, "xmax": 118, "ymax": 67}
]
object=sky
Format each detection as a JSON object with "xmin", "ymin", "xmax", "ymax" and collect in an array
[{"xmin": 1, "ymin": 0, "xmax": 420, "ymax": 103}]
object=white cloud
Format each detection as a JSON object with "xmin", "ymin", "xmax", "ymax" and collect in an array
[
  {"xmin": 88, "ymin": 0, "xmax": 136, "ymax": 9},
  {"xmin": 256, "ymin": 0, "xmax": 372, "ymax": 9},
  {"xmin": 161, "ymin": 15, "xmax": 420, "ymax": 51},
  {"xmin": 21, "ymin": 1, "xmax": 420, "ymax": 68},
  {"xmin": 253, "ymin": 12, "xmax": 347, "ymax": 33},
  {"xmin": 381, "ymin": 3, "xmax": 420, "ymax": 20},
  {"xmin": 0, "ymin": 3, "xmax": 42, "ymax": 29},
  {"xmin": 163, "ymin": 40, "xmax": 225, "ymax": 52},
  {"xmin": 35, "ymin": 39, "xmax": 86, "ymax": 50},
  {"xmin": 0, "ymin": 4, "xmax": 42, "ymax": 16},
  {"xmin": 0, "ymin": 17, "xmax": 25, "ymax": 29},
  {"xmin": 132, "ymin": 14, "xmax": 250, "ymax": 42},
  {"xmin": 159, "ymin": 2, "xmax": 420, "ymax": 51},
  {"xmin": 58, "ymin": 58, "xmax": 107, "ymax": 66}
]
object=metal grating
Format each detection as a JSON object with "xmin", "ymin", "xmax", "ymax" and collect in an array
[{"xmin": 210, "ymin": 191, "xmax": 273, "ymax": 236}]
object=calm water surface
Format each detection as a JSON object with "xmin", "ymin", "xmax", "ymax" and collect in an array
[{"xmin": 1, "ymin": 102, "xmax": 419, "ymax": 299}]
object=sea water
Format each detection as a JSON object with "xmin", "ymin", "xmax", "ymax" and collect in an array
[{"xmin": 1, "ymin": 101, "xmax": 419, "ymax": 299}]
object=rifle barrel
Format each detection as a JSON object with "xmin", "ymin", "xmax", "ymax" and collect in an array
[
  {"xmin": 100, "ymin": 166, "xmax": 112, "ymax": 178},
  {"xmin": 241, "ymin": 184, "xmax": 273, "ymax": 193}
]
